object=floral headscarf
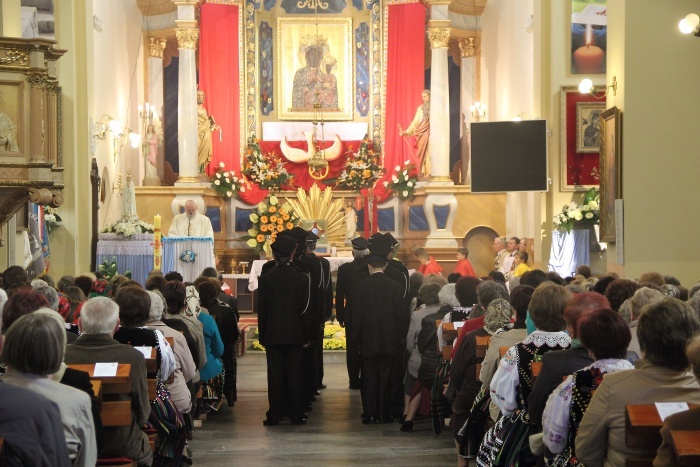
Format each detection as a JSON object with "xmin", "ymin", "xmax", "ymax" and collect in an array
[
  {"xmin": 57, "ymin": 292, "xmax": 71, "ymax": 320},
  {"xmin": 89, "ymin": 279, "xmax": 109, "ymax": 299},
  {"xmin": 483, "ymin": 298, "xmax": 513, "ymax": 335},
  {"xmin": 185, "ymin": 285, "xmax": 201, "ymax": 317}
]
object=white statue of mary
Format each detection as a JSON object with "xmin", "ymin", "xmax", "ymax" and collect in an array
[{"xmin": 122, "ymin": 171, "xmax": 138, "ymax": 220}]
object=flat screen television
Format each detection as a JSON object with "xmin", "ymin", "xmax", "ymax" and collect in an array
[{"xmin": 470, "ymin": 120, "xmax": 548, "ymax": 192}]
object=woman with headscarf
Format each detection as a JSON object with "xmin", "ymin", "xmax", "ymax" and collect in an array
[
  {"xmin": 476, "ymin": 282, "xmax": 572, "ymax": 466},
  {"xmin": 449, "ymin": 298, "xmax": 513, "ymax": 467}
]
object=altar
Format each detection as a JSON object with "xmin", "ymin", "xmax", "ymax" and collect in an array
[
  {"xmin": 162, "ymin": 236, "xmax": 216, "ymax": 282},
  {"xmin": 96, "ymin": 233, "xmax": 154, "ymax": 285},
  {"xmin": 247, "ymin": 256, "xmax": 354, "ymax": 291}
]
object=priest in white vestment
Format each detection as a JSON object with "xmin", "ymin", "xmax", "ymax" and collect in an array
[{"xmin": 168, "ymin": 199, "xmax": 214, "ymax": 239}]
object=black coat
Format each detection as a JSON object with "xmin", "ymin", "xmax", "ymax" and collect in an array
[
  {"xmin": 335, "ymin": 257, "xmax": 364, "ymax": 325},
  {"xmin": 296, "ymin": 254, "xmax": 325, "ymax": 326},
  {"xmin": 60, "ymin": 367, "xmax": 104, "ymax": 452},
  {"xmin": 528, "ymin": 346, "xmax": 594, "ymax": 428},
  {"xmin": 258, "ymin": 262, "xmax": 314, "ymax": 346},
  {"xmin": 352, "ymin": 272, "xmax": 407, "ymax": 358}
]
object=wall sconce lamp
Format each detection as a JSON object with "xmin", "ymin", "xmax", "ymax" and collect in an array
[
  {"xmin": 679, "ymin": 13, "xmax": 700, "ymax": 36},
  {"xmin": 94, "ymin": 114, "xmax": 141, "ymax": 161},
  {"xmin": 470, "ymin": 101, "xmax": 487, "ymax": 121},
  {"xmin": 578, "ymin": 76, "xmax": 617, "ymax": 99}
]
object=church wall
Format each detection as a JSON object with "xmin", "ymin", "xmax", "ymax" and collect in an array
[
  {"xmin": 479, "ymin": 0, "xmax": 540, "ymax": 259},
  {"xmin": 91, "ymin": 0, "xmax": 145, "ymax": 228},
  {"xmin": 610, "ymin": 0, "xmax": 700, "ymax": 285}
]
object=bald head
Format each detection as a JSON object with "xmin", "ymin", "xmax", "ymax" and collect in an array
[{"xmin": 185, "ymin": 200, "xmax": 198, "ymax": 218}]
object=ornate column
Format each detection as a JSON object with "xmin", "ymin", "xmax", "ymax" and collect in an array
[
  {"xmin": 427, "ymin": 26, "xmax": 452, "ymax": 185},
  {"xmin": 422, "ymin": 7, "xmax": 458, "ymax": 248},
  {"xmin": 459, "ymin": 37, "xmax": 476, "ymax": 185},
  {"xmin": 147, "ymin": 37, "xmax": 166, "ymax": 185},
  {"xmin": 174, "ymin": 1, "xmax": 199, "ymax": 185},
  {"xmin": 27, "ymin": 48, "xmax": 48, "ymax": 163}
]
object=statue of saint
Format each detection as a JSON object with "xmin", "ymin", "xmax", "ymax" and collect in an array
[
  {"xmin": 144, "ymin": 123, "xmax": 159, "ymax": 179},
  {"xmin": 399, "ymin": 89, "xmax": 431, "ymax": 177},
  {"xmin": 344, "ymin": 202, "xmax": 357, "ymax": 242},
  {"xmin": 0, "ymin": 110, "xmax": 19, "ymax": 152},
  {"xmin": 121, "ymin": 171, "xmax": 138, "ymax": 220},
  {"xmin": 197, "ymin": 89, "xmax": 219, "ymax": 174}
]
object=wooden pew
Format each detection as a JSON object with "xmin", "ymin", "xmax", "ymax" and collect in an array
[
  {"xmin": 475, "ymin": 335, "xmax": 491, "ymax": 359},
  {"xmin": 531, "ymin": 362, "xmax": 542, "ymax": 378},
  {"xmin": 441, "ymin": 322, "xmax": 459, "ymax": 341},
  {"xmin": 67, "ymin": 363, "xmax": 132, "ymax": 394},
  {"xmin": 91, "ymin": 380, "xmax": 103, "ymax": 405},
  {"xmin": 670, "ymin": 430, "xmax": 700, "ymax": 466},
  {"xmin": 442, "ymin": 344, "xmax": 453, "ymax": 361},
  {"xmin": 625, "ymin": 404, "xmax": 700, "ymax": 467},
  {"xmin": 499, "ymin": 346, "xmax": 510, "ymax": 358}
]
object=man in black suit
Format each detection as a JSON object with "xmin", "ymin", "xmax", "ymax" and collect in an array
[
  {"xmin": 307, "ymin": 231, "xmax": 333, "ymax": 391},
  {"xmin": 352, "ymin": 236, "xmax": 409, "ymax": 423},
  {"xmin": 258, "ymin": 236, "xmax": 313, "ymax": 426},
  {"xmin": 336, "ymin": 237, "xmax": 369, "ymax": 389}
]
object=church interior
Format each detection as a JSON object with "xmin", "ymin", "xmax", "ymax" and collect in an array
[
  {"xmin": 1, "ymin": 0, "xmax": 699, "ymax": 284},
  {"xmin": 1, "ymin": 0, "xmax": 700, "ymax": 465}
]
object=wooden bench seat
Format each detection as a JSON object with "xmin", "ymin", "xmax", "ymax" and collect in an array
[
  {"xmin": 67, "ymin": 363, "xmax": 132, "ymax": 394},
  {"xmin": 670, "ymin": 430, "xmax": 700, "ymax": 466},
  {"xmin": 475, "ymin": 335, "xmax": 491, "ymax": 359}
]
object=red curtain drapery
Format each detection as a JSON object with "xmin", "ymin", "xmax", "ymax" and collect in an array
[
  {"xmin": 372, "ymin": 2, "xmax": 426, "ymax": 203},
  {"xmin": 199, "ymin": 3, "xmax": 240, "ymax": 177}
]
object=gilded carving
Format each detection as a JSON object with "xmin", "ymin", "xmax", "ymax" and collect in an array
[
  {"xmin": 26, "ymin": 71, "xmax": 47, "ymax": 88},
  {"xmin": 459, "ymin": 37, "xmax": 476, "ymax": 57},
  {"xmin": 427, "ymin": 28, "xmax": 451, "ymax": 48},
  {"xmin": 245, "ymin": 2, "xmax": 256, "ymax": 136},
  {"xmin": 176, "ymin": 28, "xmax": 199, "ymax": 49},
  {"xmin": 148, "ymin": 38, "xmax": 167, "ymax": 58},
  {"xmin": 0, "ymin": 50, "xmax": 28, "ymax": 66}
]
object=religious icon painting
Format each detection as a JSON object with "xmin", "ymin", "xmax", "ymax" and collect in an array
[
  {"xmin": 575, "ymin": 102, "xmax": 605, "ymax": 153},
  {"xmin": 277, "ymin": 17, "xmax": 353, "ymax": 121},
  {"xmin": 571, "ymin": 0, "xmax": 607, "ymax": 75},
  {"xmin": 0, "ymin": 81, "xmax": 23, "ymax": 155}
]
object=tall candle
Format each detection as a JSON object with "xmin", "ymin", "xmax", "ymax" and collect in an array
[
  {"xmin": 154, "ymin": 214, "xmax": 161, "ymax": 229},
  {"xmin": 573, "ymin": 45, "xmax": 604, "ymax": 74}
]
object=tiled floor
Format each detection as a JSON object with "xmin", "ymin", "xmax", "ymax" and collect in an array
[{"xmin": 191, "ymin": 357, "xmax": 456, "ymax": 466}]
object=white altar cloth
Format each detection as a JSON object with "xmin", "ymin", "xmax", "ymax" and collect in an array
[{"xmin": 247, "ymin": 256, "xmax": 354, "ymax": 291}]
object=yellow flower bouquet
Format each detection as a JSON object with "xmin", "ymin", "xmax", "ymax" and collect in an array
[{"xmin": 243, "ymin": 195, "xmax": 298, "ymax": 254}]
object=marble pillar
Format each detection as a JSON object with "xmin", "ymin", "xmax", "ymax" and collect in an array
[
  {"xmin": 146, "ymin": 38, "xmax": 166, "ymax": 185},
  {"xmin": 426, "ymin": 27, "xmax": 452, "ymax": 185},
  {"xmin": 174, "ymin": 1, "xmax": 199, "ymax": 185},
  {"xmin": 459, "ymin": 38, "xmax": 476, "ymax": 185}
]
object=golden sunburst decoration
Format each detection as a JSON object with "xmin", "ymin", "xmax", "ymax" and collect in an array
[{"xmin": 286, "ymin": 185, "xmax": 345, "ymax": 245}]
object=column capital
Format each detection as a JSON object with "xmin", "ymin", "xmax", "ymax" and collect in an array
[
  {"xmin": 176, "ymin": 28, "xmax": 199, "ymax": 49},
  {"xmin": 148, "ymin": 38, "xmax": 167, "ymax": 58},
  {"xmin": 427, "ymin": 28, "xmax": 451, "ymax": 49},
  {"xmin": 459, "ymin": 37, "xmax": 476, "ymax": 58}
]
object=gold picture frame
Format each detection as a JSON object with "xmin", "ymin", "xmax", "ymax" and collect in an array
[
  {"xmin": 575, "ymin": 102, "xmax": 605, "ymax": 153},
  {"xmin": 599, "ymin": 106, "xmax": 621, "ymax": 243},
  {"xmin": 276, "ymin": 17, "xmax": 353, "ymax": 121}
]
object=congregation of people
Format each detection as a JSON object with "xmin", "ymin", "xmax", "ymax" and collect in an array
[
  {"xmin": 2, "ymin": 227, "xmax": 700, "ymax": 467},
  {"xmin": 327, "ymin": 233, "xmax": 700, "ymax": 467},
  {"xmin": 0, "ymin": 264, "xmax": 240, "ymax": 466}
]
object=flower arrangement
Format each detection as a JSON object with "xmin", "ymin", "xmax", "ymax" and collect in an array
[
  {"xmin": 553, "ymin": 188, "xmax": 600, "ymax": 232},
  {"xmin": 251, "ymin": 323, "xmax": 346, "ymax": 351},
  {"xmin": 210, "ymin": 162, "xmax": 245, "ymax": 198},
  {"xmin": 336, "ymin": 138, "xmax": 384, "ymax": 192},
  {"xmin": 242, "ymin": 135, "xmax": 292, "ymax": 191},
  {"xmin": 43, "ymin": 206, "xmax": 62, "ymax": 235},
  {"xmin": 102, "ymin": 218, "xmax": 155, "ymax": 238},
  {"xmin": 98, "ymin": 257, "xmax": 131, "ymax": 280},
  {"xmin": 383, "ymin": 160, "xmax": 419, "ymax": 201},
  {"xmin": 243, "ymin": 195, "xmax": 298, "ymax": 254}
]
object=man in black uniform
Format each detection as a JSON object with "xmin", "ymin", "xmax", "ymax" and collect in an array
[
  {"xmin": 306, "ymin": 231, "xmax": 333, "ymax": 391},
  {"xmin": 335, "ymin": 237, "xmax": 369, "ymax": 389},
  {"xmin": 258, "ymin": 236, "xmax": 313, "ymax": 426},
  {"xmin": 351, "ymin": 237, "xmax": 409, "ymax": 423}
]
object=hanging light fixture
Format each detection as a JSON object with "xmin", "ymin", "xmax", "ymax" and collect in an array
[{"xmin": 308, "ymin": 4, "xmax": 330, "ymax": 180}]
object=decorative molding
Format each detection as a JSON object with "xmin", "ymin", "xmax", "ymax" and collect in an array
[
  {"xmin": 244, "ymin": 2, "xmax": 256, "ymax": 138},
  {"xmin": 0, "ymin": 50, "xmax": 28, "ymax": 66},
  {"xmin": 459, "ymin": 37, "xmax": 476, "ymax": 57},
  {"xmin": 175, "ymin": 28, "xmax": 199, "ymax": 49},
  {"xmin": 427, "ymin": 27, "xmax": 451, "ymax": 49},
  {"xmin": 371, "ymin": 0, "xmax": 382, "ymax": 147},
  {"xmin": 148, "ymin": 37, "xmax": 167, "ymax": 58},
  {"xmin": 26, "ymin": 70, "xmax": 47, "ymax": 88}
]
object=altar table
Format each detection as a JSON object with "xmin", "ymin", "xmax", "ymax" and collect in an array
[
  {"xmin": 162, "ymin": 237, "xmax": 216, "ymax": 283},
  {"xmin": 247, "ymin": 256, "xmax": 354, "ymax": 292},
  {"xmin": 96, "ymin": 233, "xmax": 153, "ymax": 286}
]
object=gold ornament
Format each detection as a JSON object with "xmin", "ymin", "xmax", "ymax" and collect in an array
[
  {"xmin": 176, "ymin": 28, "xmax": 199, "ymax": 49},
  {"xmin": 427, "ymin": 28, "xmax": 451, "ymax": 49},
  {"xmin": 285, "ymin": 185, "xmax": 345, "ymax": 245}
]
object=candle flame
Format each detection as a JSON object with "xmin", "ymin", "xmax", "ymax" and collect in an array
[{"xmin": 585, "ymin": 24, "xmax": 593, "ymax": 46}]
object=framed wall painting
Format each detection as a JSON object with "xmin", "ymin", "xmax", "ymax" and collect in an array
[
  {"xmin": 560, "ymin": 86, "xmax": 605, "ymax": 191},
  {"xmin": 598, "ymin": 106, "xmax": 621, "ymax": 243},
  {"xmin": 571, "ymin": 0, "xmax": 607, "ymax": 75},
  {"xmin": 276, "ymin": 17, "xmax": 353, "ymax": 121}
]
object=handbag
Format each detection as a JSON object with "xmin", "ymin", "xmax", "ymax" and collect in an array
[{"xmin": 459, "ymin": 385, "xmax": 493, "ymax": 458}]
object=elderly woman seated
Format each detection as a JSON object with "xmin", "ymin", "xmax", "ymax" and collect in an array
[
  {"xmin": 1, "ymin": 313, "xmax": 97, "ymax": 467},
  {"xmin": 542, "ymin": 308, "xmax": 633, "ymax": 464},
  {"xmin": 476, "ymin": 282, "xmax": 572, "ymax": 466},
  {"xmin": 618, "ymin": 287, "xmax": 664, "ymax": 361},
  {"xmin": 576, "ymin": 298, "xmax": 700, "ymax": 466}
]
